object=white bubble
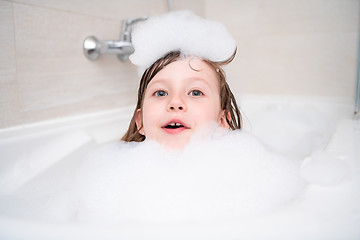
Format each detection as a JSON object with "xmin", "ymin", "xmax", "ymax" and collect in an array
[
  {"xmin": 74, "ymin": 128, "xmax": 305, "ymax": 225},
  {"xmin": 130, "ymin": 10, "xmax": 236, "ymax": 71},
  {"xmin": 300, "ymin": 151, "xmax": 350, "ymax": 186}
]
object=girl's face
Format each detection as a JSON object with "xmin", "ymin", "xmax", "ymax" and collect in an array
[{"xmin": 135, "ymin": 57, "xmax": 228, "ymax": 149}]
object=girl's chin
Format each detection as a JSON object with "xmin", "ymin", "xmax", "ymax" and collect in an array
[
  {"xmin": 162, "ymin": 140, "xmax": 189, "ymax": 150},
  {"xmin": 159, "ymin": 136, "xmax": 191, "ymax": 150}
]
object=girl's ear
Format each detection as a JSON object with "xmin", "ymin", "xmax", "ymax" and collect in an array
[
  {"xmin": 219, "ymin": 110, "xmax": 230, "ymax": 129},
  {"xmin": 135, "ymin": 109, "xmax": 145, "ymax": 135}
]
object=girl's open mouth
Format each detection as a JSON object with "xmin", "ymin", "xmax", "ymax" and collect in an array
[{"xmin": 162, "ymin": 120, "xmax": 189, "ymax": 134}]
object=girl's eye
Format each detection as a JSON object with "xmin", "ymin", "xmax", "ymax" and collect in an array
[
  {"xmin": 189, "ymin": 90, "xmax": 204, "ymax": 96},
  {"xmin": 154, "ymin": 90, "xmax": 168, "ymax": 97}
]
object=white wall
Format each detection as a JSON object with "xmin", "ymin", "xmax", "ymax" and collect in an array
[{"xmin": 0, "ymin": 0, "xmax": 359, "ymax": 128}]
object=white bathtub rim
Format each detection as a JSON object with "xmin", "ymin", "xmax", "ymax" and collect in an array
[{"xmin": 0, "ymin": 106, "xmax": 135, "ymax": 142}]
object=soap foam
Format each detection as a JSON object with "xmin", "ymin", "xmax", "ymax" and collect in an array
[
  {"xmin": 130, "ymin": 10, "xmax": 236, "ymax": 70},
  {"xmin": 74, "ymin": 127, "xmax": 305, "ymax": 225}
]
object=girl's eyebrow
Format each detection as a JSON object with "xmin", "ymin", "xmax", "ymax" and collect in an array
[{"xmin": 146, "ymin": 79, "xmax": 168, "ymax": 88}]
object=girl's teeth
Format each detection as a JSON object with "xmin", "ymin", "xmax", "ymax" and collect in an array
[{"xmin": 166, "ymin": 122, "xmax": 184, "ymax": 128}]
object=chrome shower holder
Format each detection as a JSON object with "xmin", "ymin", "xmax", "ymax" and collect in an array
[{"xmin": 83, "ymin": 17, "xmax": 147, "ymax": 61}]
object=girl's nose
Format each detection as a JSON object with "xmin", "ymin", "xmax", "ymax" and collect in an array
[{"xmin": 167, "ymin": 96, "xmax": 187, "ymax": 112}]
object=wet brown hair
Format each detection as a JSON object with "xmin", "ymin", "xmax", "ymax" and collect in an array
[{"xmin": 121, "ymin": 50, "xmax": 242, "ymax": 142}]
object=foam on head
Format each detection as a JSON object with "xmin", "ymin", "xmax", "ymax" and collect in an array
[{"xmin": 130, "ymin": 10, "xmax": 236, "ymax": 71}]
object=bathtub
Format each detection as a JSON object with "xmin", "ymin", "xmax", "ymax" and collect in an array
[{"xmin": 0, "ymin": 95, "xmax": 359, "ymax": 240}]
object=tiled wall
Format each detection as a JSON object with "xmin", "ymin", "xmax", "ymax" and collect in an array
[
  {"xmin": 0, "ymin": 0, "xmax": 359, "ymax": 128},
  {"xmin": 206, "ymin": 0, "xmax": 359, "ymax": 97}
]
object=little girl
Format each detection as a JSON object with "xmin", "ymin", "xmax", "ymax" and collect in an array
[{"xmin": 121, "ymin": 10, "xmax": 242, "ymax": 149}]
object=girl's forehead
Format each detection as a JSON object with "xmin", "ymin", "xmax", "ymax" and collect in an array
[
  {"xmin": 153, "ymin": 57, "xmax": 217, "ymax": 80},
  {"xmin": 187, "ymin": 57, "xmax": 205, "ymax": 70}
]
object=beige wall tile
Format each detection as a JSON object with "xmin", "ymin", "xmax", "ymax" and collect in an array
[
  {"xmin": 13, "ymin": 3, "xmax": 139, "ymax": 125},
  {"xmin": 13, "ymin": 0, "xmax": 168, "ymax": 20},
  {"xmin": 206, "ymin": 0, "xmax": 359, "ymax": 98},
  {"xmin": 227, "ymin": 33, "xmax": 357, "ymax": 96},
  {"xmin": 0, "ymin": 0, "xmax": 20, "ymax": 128},
  {"xmin": 0, "ymin": 0, "xmax": 16, "ymax": 83},
  {"xmin": 13, "ymin": 0, "xmax": 206, "ymax": 20},
  {"xmin": 256, "ymin": 0, "xmax": 359, "ymax": 34},
  {"xmin": 0, "ymin": 82, "xmax": 21, "ymax": 128},
  {"xmin": 172, "ymin": 0, "xmax": 206, "ymax": 17}
]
